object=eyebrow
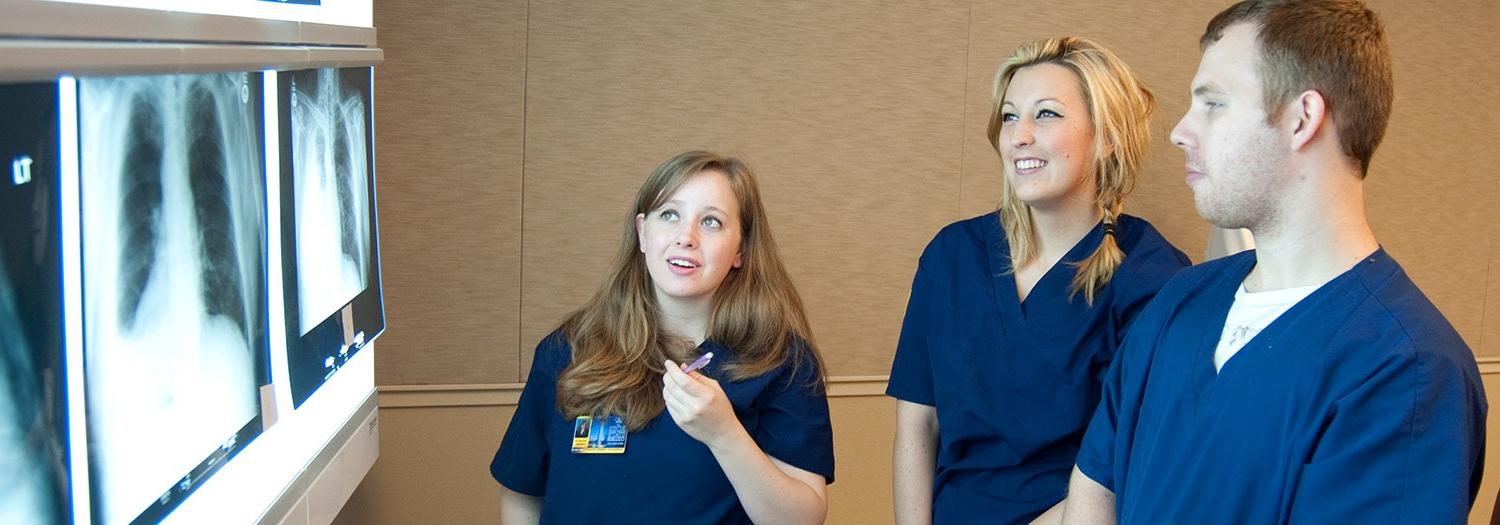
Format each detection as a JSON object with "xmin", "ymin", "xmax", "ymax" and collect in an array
[
  {"xmin": 1001, "ymin": 97, "xmax": 1065, "ymax": 108},
  {"xmin": 657, "ymin": 200, "xmax": 727, "ymax": 216},
  {"xmin": 1192, "ymin": 84, "xmax": 1224, "ymax": 97}
]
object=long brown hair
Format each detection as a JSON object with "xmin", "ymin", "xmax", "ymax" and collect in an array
[
  {"xmin": 985, "ymin": 36, "xmax": 1157, "ymax": 305},
  {"xmin": 556, "ymin": 151, "xmax": 823, "ymax": 430}
]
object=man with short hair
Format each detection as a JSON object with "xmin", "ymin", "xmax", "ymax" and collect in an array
[{"xmin": 1061, "ymin": 1, "xmax": 1487, "ymax": 522}]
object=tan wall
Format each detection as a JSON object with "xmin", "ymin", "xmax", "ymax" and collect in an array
[
  {"xmin": 373, "ymin": 0, "xmax": 1500, "ymax": 383},
  {"xmin": 357, "ymin": 0, "xmax": 1500, "ymax": 523}
]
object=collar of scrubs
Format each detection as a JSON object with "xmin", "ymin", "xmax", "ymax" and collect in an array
[
  {"xmin": 985, "ymin": 213, "xmax": 1109, "ymax": 321},
  {"xmin": 1189, "ymin": 246, "xmax": 1390, "ymax": 387}
]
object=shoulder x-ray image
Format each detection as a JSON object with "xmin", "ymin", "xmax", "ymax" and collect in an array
[
  {"xmin": 78, "ymin": 72, "xmax": 267, "ymax": 525},
  {"xmin": 0, "ymin": 81, "xmax": 68, "ymax": 525}
]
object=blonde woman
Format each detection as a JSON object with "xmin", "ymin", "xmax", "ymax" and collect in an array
[
  {"xmin": 492, "ymin": 151, "xmax": 832, "ymax": 524},
  {"xmin": 888, "ymin": 37, "xmax": 1189, "ymax": 524}
]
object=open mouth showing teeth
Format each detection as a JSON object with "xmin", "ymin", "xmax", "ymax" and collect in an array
[
  {"xmin": 1016, "ymin": 159, "xmax": 1046, "ymax": 170},
  {"xmin": 668, "ymin": 258, "xmax": 698, "ymax": 268}
]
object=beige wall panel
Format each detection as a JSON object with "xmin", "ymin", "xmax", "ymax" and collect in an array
[
  {"xmin": 372, "ymin": 0, "xmax": 528, "ymax": 384},
  {"xmin": 1487, "ymin": 192, "xmax": 1500, "ymax": 358},
  {"xmin": 335, "ymin": 405, "xmax": 513, "ymax": 524},
  {"xmin": 520, "ymin": 0, "xmax": 970, "ymax": 376},
  {"xmin": 1471, "ymin": 370, "xmax": 1500, "ymax": 525},
  {"xmin": 960, "ymin": 2, "xmax": 1225, "ymax": 260},
  {"xmin": 1361, "ymin": 0, "xmax": 1496, "ymax": 353},
  {"xmin": 826, "ymin": 395, "xmax": 898, "ymax": 524}
]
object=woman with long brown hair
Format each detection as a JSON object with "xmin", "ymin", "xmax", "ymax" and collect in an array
[
  {"xmin": 887, "ymin": 37, "xmax": 1189, "ymax": 524},
  {"xmin": 491, "ymin": 151, "xmax": 833, "ymax": 524}
]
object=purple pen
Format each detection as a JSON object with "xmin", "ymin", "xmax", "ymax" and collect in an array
[{"xmin": 682, "ymin": 352, "xmax": 714, "ymax": 374}]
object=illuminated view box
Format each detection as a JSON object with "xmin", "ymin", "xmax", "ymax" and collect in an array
[
  {"xmin": 79, "ymin": 71, "xmax": 270, "ymax": 525},
  {"xmin": 278, "ymin": 67, "xmax": 386, "ymax": 410},
  {"xmin": 0, "ymin": 66, "xmax": 385, "ymax": 524}
]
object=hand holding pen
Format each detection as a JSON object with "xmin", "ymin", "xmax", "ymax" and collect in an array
[
  {"xmin": 682, "ymin": 351, "xmax": 714, "ymax": 374},
  {"xmin": 662, "ymin": 352, "xmax": 739, "ymax": 447}
]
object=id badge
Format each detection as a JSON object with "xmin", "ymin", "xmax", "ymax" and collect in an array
[{"xmin": 571, "ymin": 414, "xmax": 627, "ymax": 454}]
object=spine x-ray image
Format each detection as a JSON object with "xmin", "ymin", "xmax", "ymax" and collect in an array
[
  {"xmin": 289, "ymin": 68, "xmax": 371, "ymax": 335},
  {"xmin": 78, "ymin": 72, "xmax": 267, "ymax": 525},
  {"xmin": 0, "ymin": 82, "xmax": 68, "ymax": 525}
]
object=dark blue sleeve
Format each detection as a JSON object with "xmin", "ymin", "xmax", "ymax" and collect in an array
[
  {"xmin": 886, "ymin": 252, "xmax": 937, "ymax": 405},
  {"xmin": 754, "ymin": 344, "xmax": 835, "ymax": 484},
  {"xmin": 490, "ymin": 333, "xmax": 567, "ymax": 496},
  {"xmin": 1111, "ymin": 235, "xmax": 1190, "ymax": 353},
  {"xmin": 1286, "ymin": 345, "xmax": 1486, "ymax": 522},
  {"xmin": 1076, "ymin": 280, "xmax": 1175, "ymax": 493},
  {"xmin": 1076, "ymin": 337, "xmax": 1125, "ymax": 493}
]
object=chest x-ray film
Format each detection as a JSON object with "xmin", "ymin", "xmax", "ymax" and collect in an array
[
  {"xmin": 279, "ymin": 67, "xmax": 385, "ymax": 409},
  {"xmin": 78, "ymin": 72, "xmax": 268, "ymax": 525},
  {"xmin": 0, "ymin": 82, "xmax": 69, "ymax": 525}
]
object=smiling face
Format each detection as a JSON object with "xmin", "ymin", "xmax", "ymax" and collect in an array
[
  {"xmin": 997, "ymin": 63, "xmax": 1098, "ymax": 210},
  {"xmin": 636, "ymin": 170, "xmax": 743, "ymax": 313},
  {"xmin": 1171, "ymin": 23, "xmax": 1290, "ymax": 230}
]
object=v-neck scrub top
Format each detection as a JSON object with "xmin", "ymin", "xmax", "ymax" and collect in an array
[
  {"xmin": 886, "ymin": 213, "xmax": 1189, "ymax": 524},
  {"xmin": 491, "ymin": 332, "xmax": 834, "ymax": 525},
  {"xmin": 1077, "ymin": 249, "xmax": 1487, "ymax": 523}
]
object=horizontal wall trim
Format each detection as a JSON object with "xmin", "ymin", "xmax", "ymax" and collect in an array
[
  {"xmin": 1480, "ymin": 358, "xmax": 1500, "ymax": 375},
  {"xmin": 379, "ymin": 361, "xmax": 1500, "ymax": 409},
  {"xmin": 377, "ymin": 375, "xmax": 894, "ymax": 409},
  {"xmin": 0, "ymin": 41, "xmax": 383, "ymax": 83}
]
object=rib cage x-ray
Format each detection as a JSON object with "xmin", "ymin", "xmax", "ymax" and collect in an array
[
  {"xmin": 79, "ymin": 73, "xmax": 265, "ymax": 525},
  {"xmin": 290, "ymin": 68, "xmax": 371, "ymax": 335},
  {"xmin": 0, "ymin": 255, "xmax": 62, "ymax": 525},
  {"xmin": 1, "ymin": 81, "xmax": 67, "ymax": 525}
]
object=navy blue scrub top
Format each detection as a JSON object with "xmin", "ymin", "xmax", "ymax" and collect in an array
[
  {"xmin": 1078, "ymin": 249, "xmax": 1487, "ymax": 523},
  {"xmin": 886, "ymin": 213, "xmax": 1188, "ymax": 524},
  {"xmin": 492, "ymin": 331, "xmax": 834, "ymax": 525}
]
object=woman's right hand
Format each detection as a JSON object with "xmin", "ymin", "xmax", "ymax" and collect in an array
[{"xmin": 661, "ymin": 360, "xmax": 743, "ymax": 450}]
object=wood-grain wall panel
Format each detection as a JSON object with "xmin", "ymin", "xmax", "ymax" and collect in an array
[
  {"xmin": 1485, "ymin": 224, "xmax": 1500, "ymax": 359},
  {"xmin": 372, "ymin": 0, "xmax": 528, "ymax": 384},
  {"xmin": 1456, "ymin": 1, "xmax": 1500, "ymax": 358},
  {"xmin": 1362, "ymin": 0, "xmax": 1495, "ymax": 352},
  {"xmin": 370, "ymin": 0, "xmax": 1499, "ymax": 383},
  {"xmin": 519, "ymin": 0, "xmax": 971, "ymax": 376}
]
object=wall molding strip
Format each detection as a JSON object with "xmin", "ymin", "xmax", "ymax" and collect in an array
[
  {"xmin": 377, "ymin": 375, "xmax": 895, "ymax": 409},
  {"xmin": 379, "ymin": 360, "xmax": 1500, "ymax": 409}
]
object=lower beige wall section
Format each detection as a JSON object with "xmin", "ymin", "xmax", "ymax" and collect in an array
[
  {"xmin": 333, "ymin": 403, "xmax": 516, "ymax": 525},
  {"xmin": 336, "ymin": 373, "xmax": 1500, "ymax": 524}
]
